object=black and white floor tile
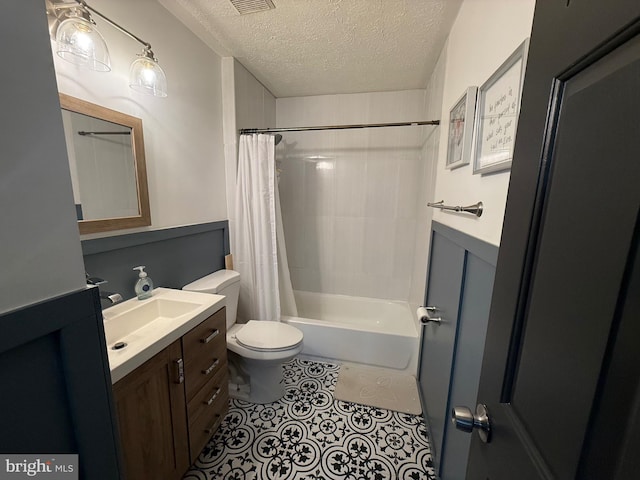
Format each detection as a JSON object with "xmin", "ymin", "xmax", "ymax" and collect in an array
[{"xmin": 183, "ymin": 358, "xmax": 436, "ymax": 480}]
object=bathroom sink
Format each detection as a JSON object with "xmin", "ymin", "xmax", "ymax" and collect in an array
[
  {"xmin": 103, "ymin": 287, "xmax": 225, "ymax": 383},
  {"xmin": 103, "ymin": 297, "xmax": 200, "ymax": 345}
]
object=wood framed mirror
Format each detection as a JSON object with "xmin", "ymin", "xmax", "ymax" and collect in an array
[{"xmin": 59, "ymin": 93, "xmax": 151, "ymax": 235}]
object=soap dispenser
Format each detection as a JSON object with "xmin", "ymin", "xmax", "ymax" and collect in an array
[{"xmin": 133, "ymin": 266, "xmax": 154, "ymax": 300}]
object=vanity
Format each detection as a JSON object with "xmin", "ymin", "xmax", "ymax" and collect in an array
[
  {"xmin": 56, "ymin": 70, "xmax": 230, "ymax": 479},
  {"xmin": 58, "ymin": 93, "xmax": 231, "ymax": 477},
  {"xmin": 103, "ymin": 288, "xmax": 228, "ymax": 479}
]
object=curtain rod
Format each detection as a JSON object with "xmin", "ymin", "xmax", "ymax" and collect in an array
[{"xmin": 239, "ymin": 120, "xmax": 440, "ymax": 135}]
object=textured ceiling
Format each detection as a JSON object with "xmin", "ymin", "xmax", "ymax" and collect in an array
[{"xmin": 159, "ymin": 0, "xmax": 462, "ymax": 98}]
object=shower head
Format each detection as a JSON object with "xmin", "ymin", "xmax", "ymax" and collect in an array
[{"xmin": 274, "ymin": 134, "xmax": 283, "ymax": 145}]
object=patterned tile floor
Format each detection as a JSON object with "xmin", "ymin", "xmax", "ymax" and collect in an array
[{"xmin": 183, "ymin": 358, "xmax": 436, "ymax": 480}]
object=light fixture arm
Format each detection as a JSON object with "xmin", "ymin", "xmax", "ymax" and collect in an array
[
  {"xmin": 53, "ymin": 1, "xmax": 153, "ymax": 52},
  {"xmin": 76, "ymin": 1, "xmax": 153, "ymax": 52}
]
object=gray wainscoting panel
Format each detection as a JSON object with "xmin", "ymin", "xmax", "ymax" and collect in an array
[
  {"xmin": 418, "ymin": 231, "xmax": 466, "ymax": 469},
  {"xmin": 418, "ymin": 221, "xmax": 498, "ymax": 480},
  {"xmin": 82, "ymin": 221, "xmax": 229, "ymax": 303},
  {"xmin": 439, "ymin": 253, "xmax": 496, "ymax": 479},
  {"xmin": 0, "ymin": 288, "xmax": 122, "ymax": 479}
]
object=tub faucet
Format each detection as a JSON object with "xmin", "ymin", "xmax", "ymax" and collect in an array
[{"xmin": 86, "ymin": 273, "xmax": 123, "ymax": 305}]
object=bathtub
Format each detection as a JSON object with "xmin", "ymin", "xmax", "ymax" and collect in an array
[{"xmin": 281, "ymin": 290, "xmax": 419, "ymax": 372}]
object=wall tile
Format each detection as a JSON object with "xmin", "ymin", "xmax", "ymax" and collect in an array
[
  {"xmin": 277, "ymin": 90, "xmax": 432, "ymax": 302},
  {"xmin": 335, "ymin": 152, "xmax": 367, "ymax": 217},
  {"xmin": 303, "ymin": 215, "xmax": 334, "ymax": 271},
  {"xmin": 289, "ymin": 267, "xmax": 320, "ymax": 293},
  {"xmin": 332, "ymin": 216, "xmax": 365, "ymax": 274},
  {"xmin": 333, "ymin": 92, "xmax": 371, "ymax": 125},
  {"xmin": 282, "ymin": 212, "xmax": 307, "ymax": 269},
  {"xmin": 304, "ymin": 159, "xmax": 336, "ymax": 217},
  {"xmin": 278, "ymin": 157, "xmax": 306, "ymax": 216},
  {"xmin": 302, "ymin": 96, "xmax": 337, "ymax": 127},
  {"xmin": 364, "ymin": 155, "xmax": 398, "ymax": 218},
  {"xmin": 330, "ymin": 273, "xmax": 357, "ymax": 297},
  {"xmin": 386, "ymin": 275, "xmax": 412, "ymax": 301},
  {"xmin": 393, "ymin": 219, "xmax": 417, "ymax": 280},
  {"xmin": 396, "ymin": 155, "xmax": 422, "ymax": 219},
  {"xmin": 362, "ymin": 218, "xmax": 395, "ymax": 277},
  {"xmin": 263, "ymin": 90, "xmax": 276, "ymax": 130}
]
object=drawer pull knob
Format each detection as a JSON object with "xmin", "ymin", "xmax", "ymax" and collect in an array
[
  {"xmin": 201, "ymin": 329, "xmax": 220, "ymax": 344},
  {"xmin": 204, "ymin": 414, "xmax": 222, "ymax": 434},
  {"xmin": 202, "ymin": 359, "xmax": 220, "ymax": 375},
  {"xmin": 205, "ymin": 387, "xmax": 222, "ymax": 406}
]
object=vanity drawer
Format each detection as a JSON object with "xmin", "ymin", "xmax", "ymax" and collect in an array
[
  {"xmin": 184, "ymin": 334, "xmax": 227, "ymax": 401},
  {"xmin": 182, "ymin": 308, "xmax": 226, "ymax": 363},
  {"xmin": 187, "ymin": 362, "xmax": 228, "ymax": 426},
  {"xmin": 182, "ymin": 308, "xmax": 227, "ymax": 401},
  {"xmin": 188, "ymin": 379, "xmax": 228, "ymax": 461}
]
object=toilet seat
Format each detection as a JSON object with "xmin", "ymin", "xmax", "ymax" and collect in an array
[{"xmin": 235, "ymin": 320, "xmax": 303, "ymax": 352}]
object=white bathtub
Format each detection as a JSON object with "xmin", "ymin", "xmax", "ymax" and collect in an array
[{"xmin": 282, "ymin": 290, "xmax": 419, "ymax": 372}]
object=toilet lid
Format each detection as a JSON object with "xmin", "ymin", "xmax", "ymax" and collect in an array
[{"xmin": 235, "ymin": 320, "xmax": 303, "ymax": 352}]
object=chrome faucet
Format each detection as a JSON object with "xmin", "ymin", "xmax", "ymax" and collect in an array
[{"xmin": 86, "ymin": 273, "xmax": 123, "ymax": 305}]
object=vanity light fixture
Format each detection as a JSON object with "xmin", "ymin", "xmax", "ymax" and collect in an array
[
  {"xmin": 51, "ymin": 0, "xmax": 168, "ymax": 97},
  {"xmin": 128, "ymin": 46, "xmax": 168, "ymax": 97},
  {"xmin": 55, "ymin": 3, "xmax": 111, "ymax": 71}
]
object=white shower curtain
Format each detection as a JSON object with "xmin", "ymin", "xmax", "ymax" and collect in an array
[{"xmin": 234, "ymin": 134, "xmax": 297, "ymax": 323}]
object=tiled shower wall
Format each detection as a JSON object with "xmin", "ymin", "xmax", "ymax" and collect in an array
[{"xmin": 276, "ymin": 91, "xmax": 431, "ymax": 301}]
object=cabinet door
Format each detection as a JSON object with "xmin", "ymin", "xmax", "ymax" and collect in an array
[{"xmin": 113, "ymin": 339, "xmax": 189, "ymax": 480}]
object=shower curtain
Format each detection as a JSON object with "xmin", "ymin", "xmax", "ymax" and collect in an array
[{"xmin": 234, "ymin": 134, "xmax": 297, "ymax": 323}]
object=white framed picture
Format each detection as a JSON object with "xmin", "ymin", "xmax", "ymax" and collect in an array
[
  {"xmin": 446, "ymin": 86, "xmax": 477, "ymax": 170},
  {"xmin": 473, "ymin": 39, "xmax": 529, "ymax": 175}
]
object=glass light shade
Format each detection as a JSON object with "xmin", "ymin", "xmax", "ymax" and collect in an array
[
  {"xmin": 129, "ymin": 56, "xmax": 168, "ymax": 98},
  {"xmin": 55, "ymin": 15, "xmax": 111, "ymax": 72}
]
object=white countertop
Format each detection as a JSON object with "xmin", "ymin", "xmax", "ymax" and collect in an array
[{"xmin": 103, "ymin": 287, "xmax": 225, "ymax": 384}]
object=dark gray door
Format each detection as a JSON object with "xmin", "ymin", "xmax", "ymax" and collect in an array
[{"xmin": 464, "ymin": 2, "xmax": 640, "ymax": 478}]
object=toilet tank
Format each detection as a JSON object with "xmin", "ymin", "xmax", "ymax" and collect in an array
[{"xmin": 182, "ymin": 269, "xmax": 240, "ymax": 329}]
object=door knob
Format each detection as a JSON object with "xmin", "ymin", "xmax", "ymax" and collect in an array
[{"xmin": 451, "ymin": 403, "xmax": 492, "ymax": 443}]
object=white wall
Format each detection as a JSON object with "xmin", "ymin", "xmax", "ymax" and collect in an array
[
  {"xmin": 408, "ymin": 42, "xmax": 448, "ymax": 312},
  {"xmin": 52, "ymin": 0, "xmax": 226, "ymax": 237},
  {"xmin": 276, "ymin": 91, "xmax": 429, "ymax": 301},
  {"xmin": 234, "ymin": 61, "xmax": 277, "ymax": 132},
  {"xmin": 430, "ymin": 0, "xmax": 536, "ymax": 246},
  {"xmin": 1, "ymin": 1, "xmax": 86, "ymax": 314},
  {"xmin": 223, "ymin": 59, "xmax": 276, "ymax": 254}
]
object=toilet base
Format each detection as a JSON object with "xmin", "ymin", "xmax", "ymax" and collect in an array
[
  {"xmin": 228, "ymin": 382, "xmax": 251, "ymax": 402},
  {"xmin": 228, "ymin": 351, "xmax": 288, "ymax": 404}
]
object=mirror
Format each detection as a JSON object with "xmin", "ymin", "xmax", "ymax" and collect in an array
[{"xmin": 59, "ymin": 93, "xmax": 151, "ymax": 235}]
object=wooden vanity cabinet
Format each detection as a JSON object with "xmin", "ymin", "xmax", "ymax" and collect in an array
[
  {"xmin": 113, "ymin": 339, "xmax": 189, "ymax": 480},
  {"xmin": 113, "ymin": 307, "xmax": 229, "ymax": 480}
]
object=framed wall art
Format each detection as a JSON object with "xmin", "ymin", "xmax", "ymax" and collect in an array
[
  {"xmin": 473, "ymin": 39, "xmax": 529, "ymax": 175},
  {"xmin": 446, "ymin": 86, "xmax": 477, "ymax": 169}
]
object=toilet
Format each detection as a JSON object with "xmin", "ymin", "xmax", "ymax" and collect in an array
[{"xmin": 183, "ymin": 269, "xmax": 303, "ymax": 404}]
